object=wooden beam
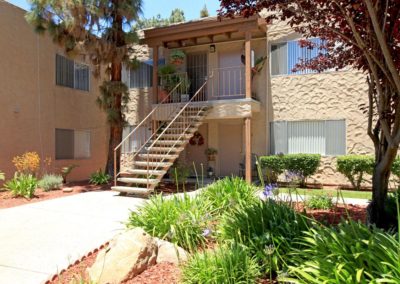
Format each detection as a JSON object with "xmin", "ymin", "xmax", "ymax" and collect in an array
[
  {"xmin": 245, "ymin": 31, "xmax": 252, "ymax": 99},
  {"xmin": 225, "ymin": 32, "xmax": 232, "ymax": 39},
  {"xmin": 245, "ymin": 117, "xmax": 252, "ymax": 183},
  {"xmin": 152, "ymin": 46, "xmax": 159, "ymax": 104},
  {"xmin": 208, "ymin": 35, "xmax": 214, "ymax": 43}
]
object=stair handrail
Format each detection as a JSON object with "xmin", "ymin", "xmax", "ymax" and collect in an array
[{"xmin": 113, "ymin": 80, "xmax": 183, "ymax": 185}]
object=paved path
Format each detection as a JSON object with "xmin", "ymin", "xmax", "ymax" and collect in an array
[
  {"xmin": 275, "ymin": 193, "xmax": 370, "ymax": 206},
  {"xmin": 0, "ymin": 191, "xmax": 145, "ymax": 284}
]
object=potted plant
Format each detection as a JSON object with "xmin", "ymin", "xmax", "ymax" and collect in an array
[
  {"xmin": 170, "ymin": 50, "xmax": 185, "ymax": 66},
  {"xmin": 205, "ymin": 148, "xmax": 218, "ymax": 161},
  {"xmin": 180, "ymin": 77, "xmax": 191, "ymax": 102},
  {"xmin": 158, "ymin": 64, "xmax": 178, "ymax": 102}
]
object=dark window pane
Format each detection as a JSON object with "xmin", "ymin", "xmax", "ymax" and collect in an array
[{"xmin": 55, "ymin": 129, "xmax": 74, "ymax": 160}]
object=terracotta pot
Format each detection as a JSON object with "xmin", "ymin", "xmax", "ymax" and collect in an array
[
  {"xmin": 171, "ymin": 58, "xmax": 184, "ymax": 66},
  {"xmin": 207, "ymin": 154, "xmax": 216, "ymax": 161},
  {"xmin": 158, "ymin": 90, "xmax": 169, "ymax": 103}
]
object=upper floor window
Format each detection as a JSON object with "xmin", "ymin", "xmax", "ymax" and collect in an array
[
  {"xmin": 56, "ymin": 54, "xmax": 90, "ymax": 91},
  {"xmin": 128, "ymin": 59, "xmax": 165, "ymax": 89},
  {"xmin": 271, "ymin": 38, "xmax": 323, "ymax": 76}
]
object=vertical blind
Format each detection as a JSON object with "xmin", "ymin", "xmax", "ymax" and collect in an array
[
  {"xmin": 56, "ymin": 54, "xmax": 90, "ymax": 91},
  {"xmin": 55, "ymin": 129, "xmax": 91, "ymax": 160},
  {"xmin": 271, "ymin": 38, "xmax": 323, "ymax": 76},
  {"xmin": 129, "ymin": 62, "xmax": 153, "ymax": 88},
  {"xmin": 270, "ymin": 120, "xmax": 346, "ymax": 155}
]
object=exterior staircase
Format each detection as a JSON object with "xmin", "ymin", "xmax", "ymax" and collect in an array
[{"xmin": 112, "ymin": 78, "xmax": 209, "ymax": 195}]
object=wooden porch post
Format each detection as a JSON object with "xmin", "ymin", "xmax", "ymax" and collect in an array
[
  {"xmin": 152, "ymin": 46, "xmax": 159, "ymax": 104},
  {"xmin": 245, "ymin": 31, "xmax": 252, "ymax": 183}
]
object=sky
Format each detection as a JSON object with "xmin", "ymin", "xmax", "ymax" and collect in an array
[{"xmin": 6, "ymin": 0, "xmax": 221, "ymax": 20}]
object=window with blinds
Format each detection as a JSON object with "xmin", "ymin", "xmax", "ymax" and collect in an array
[
  {"xmin": 122, "ymin": 126, "xmax": 152, "ymax": 153},
  {"xmin": 270, "ymin": 120, "xmax": 346, "ymax": 156},
  {"xmin": 271, "ymin": 38, "xmax": 323, "ymax": 76},
  {"xmin": 56, "ymin": 54, "xmax": 90, "ymax": 91},
  {"xmin": 129, "ymin": 62, "xmax": 153, "ymax": 88},
  {"xmin": 55, "ymin": 129, "xmax": 91, "ymax": 160}
]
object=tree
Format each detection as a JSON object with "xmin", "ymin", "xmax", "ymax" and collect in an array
[
  {"xmin": 200, "ymin": 5, "xmax": 210, "ymax": 18},
  {"xmin": 219, "ymin": 0, "xmax": 400, "ymax": 228},
  {"xmin": 27, "ymin": 0, "xmax": 143, "ymax": 176},
  {"xmin": 170, "ymin": 8, "xmax": 185, "ymax": 23}
]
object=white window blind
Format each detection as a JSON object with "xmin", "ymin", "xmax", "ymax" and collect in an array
[
  {"xmin": 55, "ymin": 129, "xmax": 91, "ymax": 160},
  {"xmin": 122, "ymin": 126, "xmax": 152, "ymax": 153},
  {"xmin": 270, "ymin": 120, "xmax": 346, "ymax": 155},
  {"xmin": 129, "ymin": 62, "xmax": 153, "ymax": 88},
  {"xmin": 56, "ymin": 54, "xmax": 90, "ymax": 91}
]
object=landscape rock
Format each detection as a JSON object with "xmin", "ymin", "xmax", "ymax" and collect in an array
[
  {"xmin": 62, "ymin": 187, "xmax": 73, "ymax": 193},
  {"xmin": 87, "ymin": 228, "xmax": 157, "ymax": 284},
  {"xmin": 155, "ymin": 238, "xmax": 189, "ymax": 265}
]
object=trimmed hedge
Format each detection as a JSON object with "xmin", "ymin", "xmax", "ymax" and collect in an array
[
  {"xmin": 336, "ymin": 155, "xmax": 374, "ymax": 190},
  {"xmin": 284, "ymin": 154, "xmax": 321, "ymax": 187},
  {"xmin": 259, "ymin": 155, "xmax": 285, "ymax": 183}
]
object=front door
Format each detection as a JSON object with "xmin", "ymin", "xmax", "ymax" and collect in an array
[
  {"xmin": 187, "ymin": 53, "xmax": 208, "ymax": 99},
  {"xmin": 218, "ymin": 121, "xmax": 243, "ymax": 176}
]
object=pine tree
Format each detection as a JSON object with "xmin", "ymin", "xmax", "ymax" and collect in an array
[
  {"xmin": 26, "ymin": 0, "xmax": 143, "ymax": 176},
  {"xmin": 169, "ymin": 9, "xmax": 185, "ymax": 23},
  {"xmin": 200, "ymin": 5, "xmax": 209, "ymax": 18}
]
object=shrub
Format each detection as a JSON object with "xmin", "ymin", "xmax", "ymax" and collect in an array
[
  {"xmin": 391, "ymin": 157, "xmax": 400, "ymax": 180},
  {"xmin": 336, "ymin": 155, "xmax": 374, "ymax": 190},
  {"xmin": 219, "ymin": 199, "xmax": 310, "ymax": 275},
  {"xmin": 170, "ymin": 162, "xmax": 190, "ymax": 189},
  {"xmin": 306, "ymin": 194, "xmax": 333, "ymax": 210},
  {"xmin": 384, "ymin": 191, "xmax": 400, "ymax": 229},
  {"xmin": 199, "ymin": 177, "xmax": 258, "ymax": 214},
  {"xmin": 283, "ymin": 154, "xmax": 321, "ymax": 187},
  {"xmin": 61, "ymin": 164, "xmax": 78, "ymax": 183},
  {"xmin": 12, "ymin": 152, "xmax": 40, "ymax": 175},
  {"xmin": 5, "ymin": 173, "xmax": 38, "ymax": 198},
  {"xmin": 182, "ymin": 244, "xmax": 260, "ymax": 284},
  {"xmin": 286, "ymin": 221, "xmax": 400, "ymax": 283},
  {"xmin": 89, "ymin": 169, "xmax": 111, "ymax": 185},
  {"xmin": 127, "ymin": 194, "xmax": 211, "ymax": 251},
  {"xmin": 259, "ymin": 155, "xmax": 285, "ymax": 183},
  {"xmin": 38, "ymin": 174, "xmax": 63, "ymax": 191}
]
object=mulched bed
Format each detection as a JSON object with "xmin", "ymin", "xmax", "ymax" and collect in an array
[
  {"xmin": 0, "ymin": 181, "xmax": 110, "ymax": 209},
  {"xmin": 49, "ymin": 202, "xmax": 367, "ymax": 284},
  {"xmin": 155, "ymin": 182, "xmax": 198, "ymax": 195}
]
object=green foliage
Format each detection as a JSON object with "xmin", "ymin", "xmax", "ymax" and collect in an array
[
  {"xmin": 134, "ymin": 8, "xmax": 186, "ymax": 30},
  {"xmin": 391, "ymin": 157, "xmax": 400, "ymax": 180},
  {"xmin": 169, "ymin": 8, "xmax": 185, "ymax": 23},
  {"xmin": 89, "ymin": 169, "xmax": 111, "ymax": 185},
  {"xmin": 384, "ymin": 191, "xmax": 400, "ymax": 229},
  {"xmin": 127, "ymin": 194, "xmax": 211, "ymax": 251},
  {"xmin": 219, "ymin": 199, "xmax": 310, "ymax": 274},
  {"xmin": 200, "ymin": 4, "xmax": 210, "ymax": 18},
  {"xmin": 182, "ymin": 244, "xmax": 260, "ymax": 284},
  {"xmin": 260, "ymin": 155, "xmax": 285, "ymax": 183},
  {"xmin": 286, "ymin": 221, "xmax": 400, "ymax": 283},
  {"xmin": 284, "ymin": 154, "xmax": 321, "ymax": 187},
  {"xmin": 199, "ymin": 177, "xmax": 258, "ymax": 214},
  {"xmin": 38, "ymin": 174, "xmax": 63, "ymax": 191},
  {"xmin": 5, "ymin": 173, "xmax": 38, "ymax": 198},
  {"xmin": 170, "ymin": 50, "xmax": 185, "ymax": 61},
  {"xmin": 306, "ymin": 194, "xmax": 333, "ymax": 210},
  {"xmin": 60, "ymin": 165, "xmax": 78, "ymax": 183},
  {"xmin": 336, "ymin": 155, "xmax": 374, "ymax": 190},
  {"xmin": 171, "ymin": 162, "xmax": 191, "ymax": 189}
]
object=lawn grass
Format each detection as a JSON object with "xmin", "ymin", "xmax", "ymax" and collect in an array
[{"xmin": 279, "ymin": 188, "xmax": 372, "ymax": 200}]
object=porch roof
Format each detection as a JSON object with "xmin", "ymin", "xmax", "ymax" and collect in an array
[{"xmin": 142, "ymin": 16, "xmax": 267, "ymax": 48}]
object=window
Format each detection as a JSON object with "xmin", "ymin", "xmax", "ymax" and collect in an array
[
  {"xmin": 128, "ymin": 59, "xmax": 165, "ymax": 89},
  {"xmin": 270, "ymin": 120, "xmax": 346, "ymax": 155},
  {"xmin": 55, "ymin": 129, "xmax": 91, "ymax": 159},
  {"xmin": 271, "ymin": 38, "xmax": 323, "ymax": 76},
  {"xmin": 122, "ymin": 125, "xmax": 152, "ymax": 153},
  {"xmin": 56, "ymin": 54, "xmax": 90, "ymax": 91}
]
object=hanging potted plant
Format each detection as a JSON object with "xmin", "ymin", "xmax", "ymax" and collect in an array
[
  {"xmin": 205, "ymin": 148, "xmax": 218, "ymax": 161},
  {"xmin": 170, "ymin": 50, "xmax": 185, "ymax": 66}
]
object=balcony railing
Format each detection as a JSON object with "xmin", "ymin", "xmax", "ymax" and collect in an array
[{"xmin": 209, "ymin": 66, "xmax": 245, "ymax": 99}]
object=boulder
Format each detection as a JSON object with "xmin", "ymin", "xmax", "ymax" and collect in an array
[
  {"xmin": 155, "ymin": 239, "xmax": 189, "ymax": 265},
  {"xmin": 87, "ymin": 228, "xmax": 157, "ymax": 284}
]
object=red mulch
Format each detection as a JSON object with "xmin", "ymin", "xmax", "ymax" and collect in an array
[
  {"xmin": 297, "ymin": 203, "xmax": 367, "ymax": 224},
  {"xmin": 155, "ymin": 182, "xmax": 198, "ymax": 195},
  {"xmin": 0, "ymin": 181, "xmax": 110, "ymax": 209},
  {"xmin": 125, "ymin": 263, "xmax": 181, "ymax": 284}
]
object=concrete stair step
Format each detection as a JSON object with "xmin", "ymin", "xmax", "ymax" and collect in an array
[
  {"xmin": 111, "ymin": 186, "xmax": 152, "ymax": 195},
  {"xmin": 153, "ymin": 140, "xmax": 185, "ymax": 145},
  {"xmin": 124, "ymin": 169, "xmax": 166, "ymax": 176},
  {"xmin": 146, "ymin": 146, "xmax": 184, "ymax": 152},
  {"xmin": 118, "ymin": 177, "xmax": 159, "ymax": 185},
  {"xmin": 133, "ymin": 161, "xmax": 173, "ymax": 168},
  {"xmin": 138, "ymin": 153, "xmax": 179, "ymax": 160}
]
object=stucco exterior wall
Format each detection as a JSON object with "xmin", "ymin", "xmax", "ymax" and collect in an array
[{"xmin": 0, "ymin": 2, "xmax": 108, "ymax": 182}]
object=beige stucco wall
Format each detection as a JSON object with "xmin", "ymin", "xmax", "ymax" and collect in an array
[{"xmin": 0, "ymin": 2, "xmax": 108, "ymax": 182}]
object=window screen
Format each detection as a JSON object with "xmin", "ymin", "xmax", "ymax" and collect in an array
[
  {"xmin": 129, "ymin": 62, "xmax": 153, "ymax": 88},
  {"xmin": 55, "ymin": 129, "xmax": 91, "ymax": 160},
  {"xmin": 122, "ymin": 125, "xmax": 152, "ymax": 153},
  {"xmin": 270, "ymin": 120, "xmax": 346, "ymax": 155},
  {"xmin": 56, "ymin": 54, "xmax": 90, "ymax": 91}
]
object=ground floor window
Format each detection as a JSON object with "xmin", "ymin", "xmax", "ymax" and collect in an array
[
  {"xmin": 270, "ymin": 119, "xmax": 346, "ymax": 155},
  {"xmin": 55, "ymin": 129, "xmax": 91, "ymax": 160},
  {"xmin": 122, "ymin": 125, "xmax": 152, "ymax": 153}
]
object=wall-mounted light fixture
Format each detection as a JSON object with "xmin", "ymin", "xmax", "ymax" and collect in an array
[{"xmin": 209, "ymin": 44, "xmax": 216, "ymax": 53}]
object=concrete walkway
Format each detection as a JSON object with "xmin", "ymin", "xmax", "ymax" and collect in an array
[
  {"xmin": 0, "ymin": 191, "xmax": 145, "ymax": 284},
  {"xmin": 275, "ymin": 193, "xmax": 370, "ymax": 206}
]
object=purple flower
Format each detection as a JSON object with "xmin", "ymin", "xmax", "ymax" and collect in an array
[
  {"xmin": 202, "ymin": 228, "xmax": 211, "ymax": 237},
  {"xmin": 263, "ymin": 183, "xmax": 278, "ymax": 197}
]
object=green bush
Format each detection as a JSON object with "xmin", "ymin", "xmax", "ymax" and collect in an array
[
  {"xmin": 219, "ymin": 199, "xmax": 310, "ymax": 275},
  {"xmin": 127, "ymin": 194, "xmax": 211, "ymax": 251},
  {"xmin": 199, "ymin": 177, "xmax": 258, "ymax": 214},
  {"xmin": 391, "ymin": 157, "xmax": 400, "ymax": 180},
  {"xmin": 336, "ymin": 155, "xmax": 374, "ymax": 190},
  {"xmin": 89, "ymin": 169, "xmax": 111, "ymax": 185},
  {"xmin": 306, "ymin": 194, "xmax": 333, "ymax": 210},
  {"xmin": 284, "ymin": 154, "xmax": 321, "ymax": 187},
  {"xmin": 170, "ymin": 162, "xmax": 191, "ymax": 189},
  {"xmin": 384, "ymin": 191, "xmax": 400, "ymax": 229},
  {"xmin": 259, "ymin": 155, "xmax": 285, "ymax": 183},
  {"xmin": 182, "ymin": 244, "xmax": 260, "ymax": 284},
  {"xmin": 38, "ymin": 174, "xmax": 63, "ymax": 191},
  {"xmin": 286, "ymin": 221, "xmax": 400, "ymax": 283},
  {"xmin": 5, "ymin": 173, "xmax": 38, "ymax": 198}
]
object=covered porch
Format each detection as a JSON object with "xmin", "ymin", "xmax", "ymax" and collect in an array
[{"xmin": 142, "ymin": 16, "xmax": 267, "ymax": 183}]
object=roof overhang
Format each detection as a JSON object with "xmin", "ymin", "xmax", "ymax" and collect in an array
[{"xmin": 142, "ymin": 16, "xmax": 267, "ymax": 48}]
